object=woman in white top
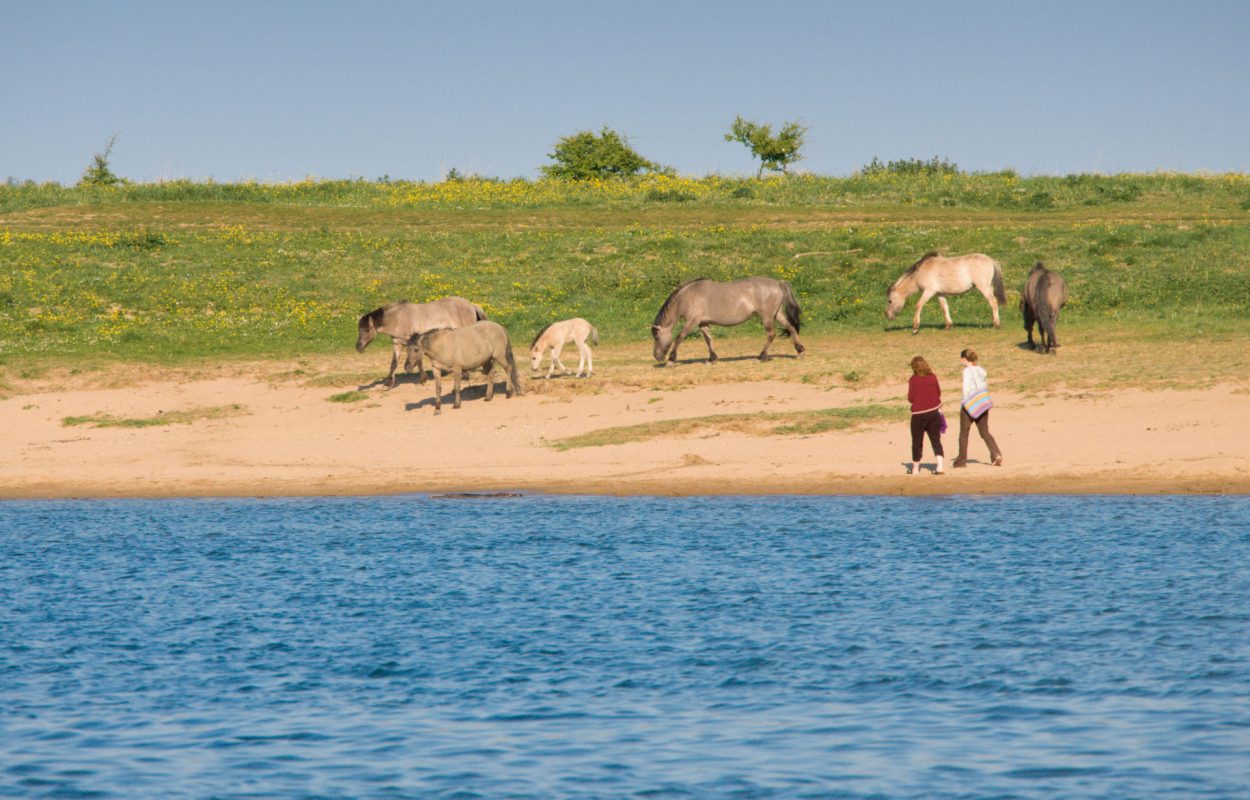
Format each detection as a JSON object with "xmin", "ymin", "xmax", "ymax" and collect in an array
[{"xmin": 953, "ymin": 348, "xmax": 1003, "ymax": 468}]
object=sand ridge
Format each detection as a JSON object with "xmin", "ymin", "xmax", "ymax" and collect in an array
[{"xmin": 2, "ymin": 368, "xmax": 1248, "ymax": 498}]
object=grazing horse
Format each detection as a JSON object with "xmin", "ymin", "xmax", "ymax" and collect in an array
[
  {"xmin": 1021, "ymin": 261, "xmax": 1068, "ymax": 353},
  {"xmin": 411, "ymin": 321, "xmax": 522, "ymax": 412},
  {"xmin": 355, "ymin": 297, "xmax": 487, "ymax": 387},
  {"xmin": 530, "ymin": 318, "xmax": 599, "ymax": 378},
  {"xmin": 651, "ymin": 277, "xmax": 804, "ymax": 363},
  {"xmin": 886, "ymin": 252, "xmax": 1006, "ymax": 333}
]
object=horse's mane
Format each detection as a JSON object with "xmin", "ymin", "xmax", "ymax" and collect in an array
[
  {"xmin": 653, "ymin": 278, "xmax": 708, "ymax": 327},
  {"xmin": 886, "ymin": 252, "xmax": 939, "ymax": 297},
  {"xmin": 530, "ymin": 321, "xmax": 556, "ymax": 348},
  {"xmin": 905, "ymin": 251, "xmax": 940, "ymax": 275}
]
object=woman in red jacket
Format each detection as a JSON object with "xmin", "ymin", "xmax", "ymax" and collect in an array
[{"xmin": 908, "ymin": 355, "xmax": 945, "ymax": 475}]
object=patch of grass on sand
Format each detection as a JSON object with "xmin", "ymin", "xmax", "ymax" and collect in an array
[
  {"xmin": 61, "ymin": 404, "xmax": 248, "ymax": 428},
  {"xmin": 328, "ymin": 390, "xmax": 369, "ymax": 403},
  {"xmin": 550, "ymin": 403, "xmax": 899, "ymax": 450}
]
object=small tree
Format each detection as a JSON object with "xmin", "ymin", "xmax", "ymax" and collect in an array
[
  {"xmin": 542, "ymin": 127, "xmax": 668, "ymax": 180},
  {"xmin": 78, "ymin": 134, "xmax": 123, "ymax": 188},
  {"xmin": 724, "ymin": 116, "xmax": 807, "ymax": 177}
]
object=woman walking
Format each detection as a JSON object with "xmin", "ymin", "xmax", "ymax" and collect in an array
[
  {"xmin": 907, "ymin": 355, "xmax": 945, "ymax": 475},
  {"xmin": 953, "ymin": 348, "xmax": 1003, "ymax": 468}
]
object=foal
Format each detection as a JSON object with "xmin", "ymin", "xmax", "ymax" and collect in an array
[{"xmin": 530, "ymin": 318, "xmax": 599, "ymax": 378}]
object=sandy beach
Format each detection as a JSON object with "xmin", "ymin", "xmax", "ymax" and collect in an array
[{"xmin": 3, "ymin": 352, "xmax": 1248, "ymax": 498}]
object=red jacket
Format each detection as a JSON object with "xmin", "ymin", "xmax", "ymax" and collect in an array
[{"xmin": 908, "ymin": 373, "xmax": 941, "ymax": 413}]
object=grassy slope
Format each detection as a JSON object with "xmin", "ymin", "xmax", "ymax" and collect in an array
[{"xmin": 1, "ymin": 174, "xmax": 1248, "ymax": 380}]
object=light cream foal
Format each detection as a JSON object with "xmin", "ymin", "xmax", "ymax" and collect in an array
[{"xmin": 529, "ymin": 318, "xmax": 599, "ymax": 378}]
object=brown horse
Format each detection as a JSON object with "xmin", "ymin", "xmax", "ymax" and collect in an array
[
  {"xmin": 886, "ymin": 252, "xmax": 1006, "ymax": 333},
  {"xmin": 1021, "ymin": 261, "xmax": 1068, "ymax": 353},
  {"xmin": 355, "ymin": 297, "xmax": 486, "ymax": 387},
  {"xmin": 411, "ymin": 321, "xmax": 522, "ymax": 412},
  {"xmin": 651, "ymin": 277, "xmax": 804, "ymax": 363}
]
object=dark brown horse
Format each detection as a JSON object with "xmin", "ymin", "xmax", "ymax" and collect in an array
[{"xmin": 1021, "ymin": 261, "xmax": 1068, "ymax": 353}]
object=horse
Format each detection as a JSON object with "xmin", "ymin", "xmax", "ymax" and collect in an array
[
  {"xmin": 1021, "ymin": 261, "xmax": 1068, "ymax": 353},
  {"xmin": 355, "ymin": 297, "xmax": 487, "ymax": 387},
  {"xmin": 530, "ymin": 318, "xmax": 600, "ymax": 378},
  {"xmin": 651, "ymin": 277, "xmax": 804, "ymax": 364},
  {"xmin": 886, "ymin": 252, "xmax": 1006, "ymax": 334},
  {"xmin": 411, "ymin": 321, "xmax": 522, "ymax": 412}
]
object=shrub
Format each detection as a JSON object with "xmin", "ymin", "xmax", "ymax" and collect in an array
[
  {"xmin": 861, "ymin": 156, "xmax": 960, "ymax": 176},
  {"xmin": 78, "ymin": 135, "xmax": 124, "ymax": 188},
  {"xmin": 542, "ymin": 127, "xmax": 669, "ymax": 180},
  {"xmin": 725, "ymin": 117, "xmax": 807, "ymax": 177}
]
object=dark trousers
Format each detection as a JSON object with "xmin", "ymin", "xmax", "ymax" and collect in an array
[
  {"xmin": 955, "ymin": 408, "xmax": 1002, "ymax": 465},
  {"xmin": 910, "ymin": 410, "xmax": 944, "ymax": 462}
]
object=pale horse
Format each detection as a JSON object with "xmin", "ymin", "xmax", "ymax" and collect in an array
[
  {"xmin": 530, "ymin": 318, "xmax": 600, "ymax": 378},
  {"xmin": 885, "ymin": 252, "xmax": 1006, "ymax": 333}
]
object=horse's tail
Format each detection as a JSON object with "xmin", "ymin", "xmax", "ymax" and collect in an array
[
  {"xmin": 473, "ymin": 303, "xmax": 489, "ymax": 321},
  {"xmin": 992, "ymin": 261, "xmax": 1007, "ymax": 305},
  {"xmin": 590, "ymin": 324, "xmax": 599, "ymax": 346},
  {"xmin": 1035, "ymin": 271, "xmax": 1059, "ymax": 346},
  {"xmin": 780, "ymin": 280, "xmax": 802, "ymax": 335},
  {"xmin": 504, "ymin": 334, "xmax": 523, "ymax": 396}
]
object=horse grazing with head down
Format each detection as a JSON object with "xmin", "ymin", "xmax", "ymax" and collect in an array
[
  {"xmin": 1021, "ymin": 261, "xmax": 1068, "ymax": 353},
  {"xmin": 886, "ymin": 252, "xmax": 1006, "ymax": 334},
  {"xmin": 530, "ymin": 318, "xmax": 599, "ymax": 378},
  {"xmin": 411, "ymin": 321, "xmax": 522, "ymax": 412},
  {"xmin": 651, "ymin": 277, "xmax": 804, "ymax": 364},
  {"xmin": 355, "ymin": 297, "xmax": 487, "ymax": 387}
]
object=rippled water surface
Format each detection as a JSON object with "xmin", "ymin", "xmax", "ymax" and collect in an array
[{"xmin": 2, "ymin": 495, "xmax": 1249, "ymax": 798}]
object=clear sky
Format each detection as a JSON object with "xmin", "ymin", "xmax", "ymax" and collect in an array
[{"xmin": 4, "ymin": 0, "xmax": 1249, "ymax": 184}]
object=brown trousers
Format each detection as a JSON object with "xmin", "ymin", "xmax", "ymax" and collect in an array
[
  {"xmin": 910, "ymin": 410, "xmax": 944, "ymax": 462},
  {"xmin": 955, "ymin": 407, "xmax": 1002, "ymax": 465}
]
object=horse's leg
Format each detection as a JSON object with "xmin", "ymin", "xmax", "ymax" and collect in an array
[
  {"xmin": 555, "ymin": 341, "xmax": 571, "ymax": 374},
  {"xmin": 387, "ymin": 339, "xmax": 402, "ymax": 387},
  {"xmin": 938, "ymin": 296, "xmax": 953, "ymax": 330},
  {"xmin": 912, "ymin": 289, "xmax": 936, "ymax": 333},
  {"xmin": 453, "ymin": 367, "xmax": 463, "ymax": 409},
  {"xmin": 977, "ymin": 284, "xmax": 1001, "ymax": 329},
  {"xmin": 668, "ymin": 320, "xmax": 697, "ymax": 363},
  {"xmin": 545, "ymin": 346, "xmax": 556, "ymax": 379},
  {"xmin": 409, "ymin": 350, "xmax": 426, "ymax": 384},
  {"xmin": 584, "ymin": 341, "xmax": 594, "ymax": 377},
  {"xmin": 776, "ymin": 312, "xmax": 805, "ymax": 355},
  {"xmin": 501, "ymin": 356, "xmax": 514, "ymax": 397},
  {"xmin": 699, "ymin": 325, "xmax": 719, "ymax": 363},
  {"xmin": 575, "ymin": 341, "xmax": 588, "ymax": 377},
  {"xmin": 1048, "ymin": 309, "xmax": 1060, "ymax": 352},
  {"xmin": 758, "ymin": 319, "xmax": 776, "ymax": 361},
  {"xmin": 432, "ymin": 368, "xmax": 443, "ymax": 413},
  {"xmin": 484, "ymin": 361, "xmax": 495, "ymax": 401}
]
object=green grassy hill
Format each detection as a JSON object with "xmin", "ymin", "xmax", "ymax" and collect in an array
[{"xmin": 2, "ymin": 173, "xmax": 1248, "ymax": 364}]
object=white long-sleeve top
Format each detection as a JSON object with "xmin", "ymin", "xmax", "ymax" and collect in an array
[{"xmin": 962, "ymin": 364, "xmax": 988, "ymax": 398}]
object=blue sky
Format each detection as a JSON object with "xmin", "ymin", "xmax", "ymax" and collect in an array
[{"xmin": 4, "ymin": 0, "xmax": 1249, "ymax": 183}]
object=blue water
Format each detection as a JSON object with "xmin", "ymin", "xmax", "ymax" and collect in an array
[{"xmin": 2, "ymin": 496, "xmax": 1249, "ymax": 799}]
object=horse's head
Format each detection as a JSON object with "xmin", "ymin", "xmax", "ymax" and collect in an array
[
  {"xmin": 356, "ymin": 309, "xmax": 380, "ymax": 352},
  {"xmin": 529, "ymin": 345, "xmax": 543, "ymax": 372},
  {"xmin": 651, "ymin": 324, "xmax": 671, "ymax": 363},
  {"xmin": 884, "ymin": 280, "xmax": 907, "ymax": 321},
  {"xmin": 403, "ymin": 334, "xmax": 424, "ymax": 372}
]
